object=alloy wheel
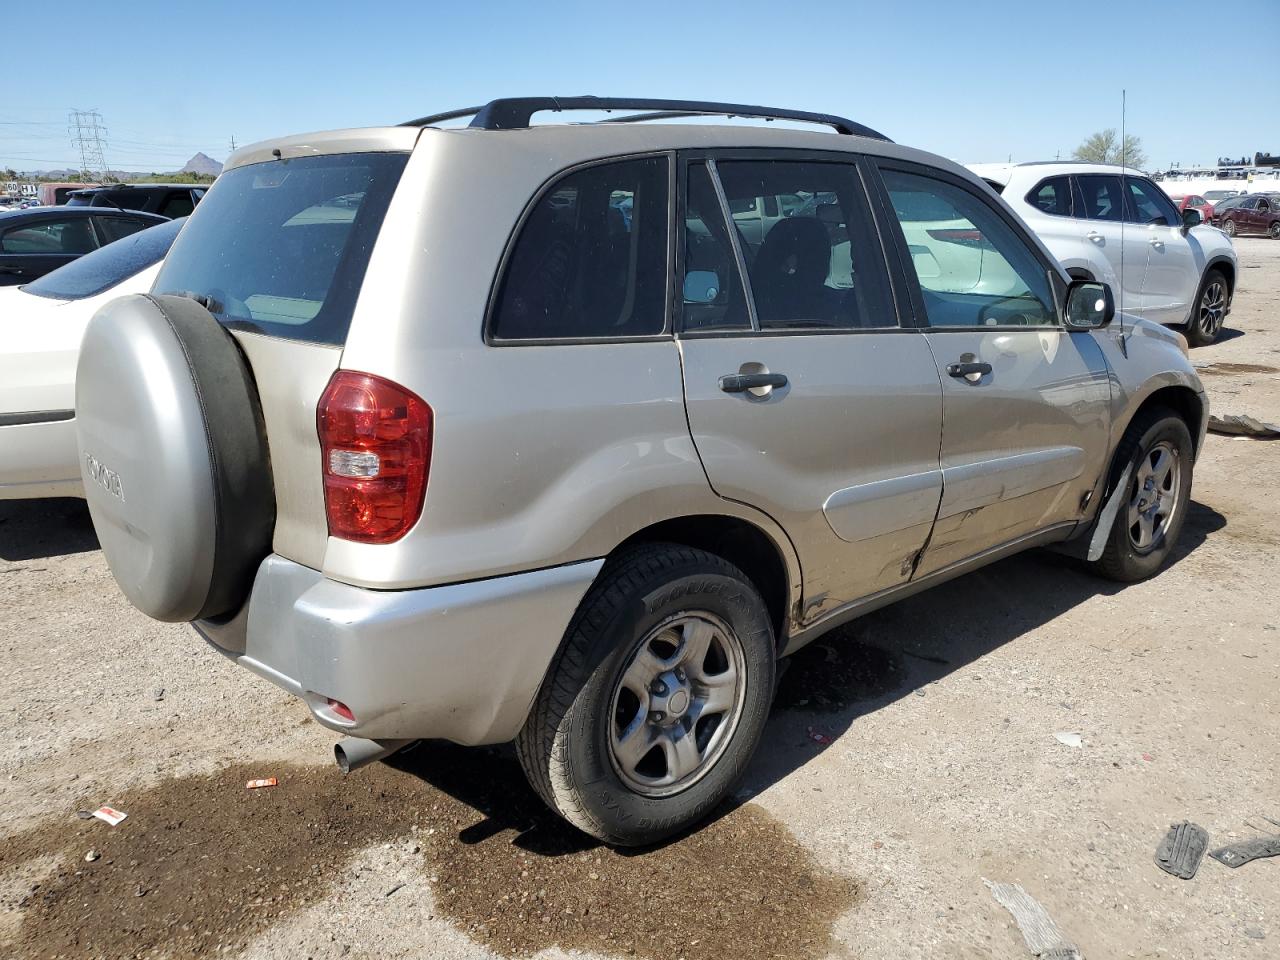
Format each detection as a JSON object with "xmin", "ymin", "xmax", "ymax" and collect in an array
[
  {"xmin": 608, "ymin": 612, "xmax": 747, "ymax": 797},
  {"xmin": 1127, "ymin": 440, "xmax": 1181, "ymax": 553},
  {"xmin": 1270, "ymin": 222, "xmax": 1280, "ymax": 240},
  {"xmin": 1223, "ymin": 219, "xmax": 1236, "ymax": 237},
  {"xmin": 1198, "ymin": 280, "xmax": 1226, "ymax": 340}
]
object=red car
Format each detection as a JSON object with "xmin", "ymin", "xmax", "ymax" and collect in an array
[
  {"xmin": 1216, "ymin": 194, "xmax": 1280, "ymax": 239},
  {"xmin": 1167, "ymin": 193, "xmax": 1215, "ymax": 223}
]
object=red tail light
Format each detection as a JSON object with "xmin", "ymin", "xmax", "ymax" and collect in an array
[{"xmin": 317, "ymin": 371, "xmax": 432, "ymax": 544}]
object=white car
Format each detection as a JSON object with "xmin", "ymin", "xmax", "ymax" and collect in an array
[
  {"xmin": 969, "ymin": 162, "xmax": 1238, "ymax": 345},
  {"xmin": 0, "ymin": 218, "xmax": 183, "ymax": 499}
]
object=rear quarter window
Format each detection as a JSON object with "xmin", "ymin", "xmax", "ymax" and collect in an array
[
  {"xmin": 489, "ymin": 156, "xmax": 670, "ymax": 341},
  {"xmin": 153, "ymin": 153, "xmax": 408, "ymax": 345}
]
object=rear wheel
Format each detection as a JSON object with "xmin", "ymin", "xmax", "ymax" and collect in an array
[
  {"xmin": 516, "ymin": 543, "xmax": 776, "ymax": 846},
  {"xmin": 1184, "ymin": 268, "xmax": 1228, "ymax": 347},
  {"xmin": 1221, "ymin": 218, "xmax": 1237, "ymax": 238},
  {"xmin": 1089, "ymin": 408, "xmax": 1193, "ymax": 583},
  {"xmin": 1269, "ymin": 221, "xmax": 1280, "ymax": 240}
]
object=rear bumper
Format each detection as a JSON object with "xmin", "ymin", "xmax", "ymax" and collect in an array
[{"xmin": 195, "ymin": 554, "xmax": 602, "ymax": 744}]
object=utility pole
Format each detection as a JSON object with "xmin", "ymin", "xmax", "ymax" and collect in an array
[{"xmin": 68, "ymin": 109, "xmax": 110, "ymax": 182}]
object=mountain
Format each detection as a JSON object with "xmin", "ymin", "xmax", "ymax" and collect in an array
[{"xmin": 180, "ymin": 153, "xmax": 223, "ymax": 177}]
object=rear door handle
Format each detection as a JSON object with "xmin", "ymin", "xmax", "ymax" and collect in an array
[
  {"xmin": 946, "ymin": 361, "xmax": 992, "ymax": 383},
  {"xmin": 719, "ymin": 372, "xmax": 788, "ymax": 393},
  {"xmin": 1086, "ymin": 231, "xmax": 1104, "ymax": 243}
]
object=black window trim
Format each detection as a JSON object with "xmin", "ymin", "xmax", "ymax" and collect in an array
[
  {"xmin": 869, "ymin": 157, "xmax": 1066, "ymax": 333},
  {"xmin": 674, "ymin": 146, "xmax": 917, "ymax": 340},
  {"xmin": 1023, "ymin": 175, "xmax": 1076, "ymax": 219},
  {"xmin": 483, "ymin": 150, "xmax": 678, "ymax": 347}
]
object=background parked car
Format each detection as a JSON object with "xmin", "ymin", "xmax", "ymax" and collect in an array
[
  {"xmin": 0, "ymin": 217, "xmax": 184, "ymax": 499},
  {"xmin": 1214, "ymin": 194, "xmax": 1280, "ymax": 238},
  {"xmin": 970, "ymin": 161, "xmax": 1237, "ymax": 345},
  {"xmin": 0, "ymin": 207, "xmax": 168, "ymax": 285},
  {"xmin": 1167, "ymin": 193, "xmax": 1215, "ymax": 223},
  {"xmin": 65, "ymin": 183, "xmax": 208, "ymax": 218}
]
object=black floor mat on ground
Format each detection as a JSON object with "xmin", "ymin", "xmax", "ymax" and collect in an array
[{"xmin": 1155, "ymin": 821, "xmax": 1209, "ymax": 879}]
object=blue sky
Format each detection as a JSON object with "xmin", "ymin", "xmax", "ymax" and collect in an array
[{"xmin": 3, "ymin": 0, "xmax": 1277, "ymax": 173}]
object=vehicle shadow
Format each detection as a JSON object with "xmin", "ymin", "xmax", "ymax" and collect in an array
[
  {"xmin": 0, "ymin": 497, "xmax": 98, "ymax": 561},
  {"xmin": 742, "ymin": 497, "xmax": 1225, "ymax": 796},
  {"xmin": 386, "ymin": 499, "xmax": 1224, "ymax": 854},
  {"xmin": 1202, "ymin": 326, "xmax": 1245, "ymax": 345}
]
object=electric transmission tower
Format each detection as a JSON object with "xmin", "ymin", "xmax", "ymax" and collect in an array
[{"xmin": 68, "ymin": 109, "xmax": 111, "ymax": 182}]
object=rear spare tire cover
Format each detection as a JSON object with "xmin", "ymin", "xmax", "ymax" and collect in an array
[{"xmin": 76, "ymin": 293, "xmax": 275, "ymax": 622}]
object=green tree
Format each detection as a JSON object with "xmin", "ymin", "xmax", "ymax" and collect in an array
[{"xmin": 1073, "ymin": 129, "xmax": 1147, "ymax": 170}]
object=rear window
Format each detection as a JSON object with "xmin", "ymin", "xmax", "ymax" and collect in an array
[
  {"xmin": 153, "ymin": 152, "xmax": 408, "ymax": 345},
  {"xmin": 22, "ymin": 217, "xmax": 182, "ymax": 300}
]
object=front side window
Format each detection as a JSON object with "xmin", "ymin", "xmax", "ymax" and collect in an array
[
  {"xmin": 712, "ymin": 160, "xmax": 895, "ymax": 330},
  {"xmin": 1125, "ymin": 177, "xmax": 1178, "ymax": 225},
  {"xmin": 1075, "ymin": 174, "xmax": 1126, "ymax": 222},
  {"xmin": 490, "ymin": 156, "xmax": 669, "ymax": 340},
  {"xmin": 1026, "ymin": 176, "xmax": 1073, "ymax": 217},
  {"xmin": 1, "ymin": 218, "xmax": 98, "ymax": 254},
  {"xmin": 882, "ymin": 168, "xmax": 1056, "ymax": 328}
]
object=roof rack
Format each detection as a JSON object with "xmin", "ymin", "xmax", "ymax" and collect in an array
[{"xmin": 401, "ymin": 97, "xmax": 890, "ymax": 141}]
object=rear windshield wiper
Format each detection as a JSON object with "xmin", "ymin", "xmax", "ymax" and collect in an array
[{"xmin": 169, "ymin": 290, "xmax": 224, "ymax": 313}]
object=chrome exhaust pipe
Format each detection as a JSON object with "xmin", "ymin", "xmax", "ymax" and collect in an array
[{"xmin": 334, "ymin": 737, "xmax": 415, "ymax": 774}]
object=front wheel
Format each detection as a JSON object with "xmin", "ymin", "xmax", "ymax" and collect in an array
[
  {"xmin": 1184, "ymin": 268, "xmax": 1228, "ymax": 347},
  {"xmin": 516, "ymin": 543, "xmax": 776, "ymax": 846},
  {"xmin": 1088, "ymin": 408, "xmax": 1193, "ymax": 583}
]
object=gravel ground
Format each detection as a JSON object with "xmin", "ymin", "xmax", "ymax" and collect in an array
[{"xmin": 2, "ymin": 239, "xmax": 1277, "ymax": 959}]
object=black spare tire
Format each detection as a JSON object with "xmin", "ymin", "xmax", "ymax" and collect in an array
[{"xmin": 76, "ymin": 294, "xmax": 275, "ymax": 622}]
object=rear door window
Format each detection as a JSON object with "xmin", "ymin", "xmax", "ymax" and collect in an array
[
  {"xmin": 23, "ymin": 218, "xmax": 182, "ymax": 300},
  {"xmin": 712, "ymin": 160, "xmax": 895, "ymax": 330},
  {"xmin": 1075, "ymin": 174, "xmax": 1126, "ymax": 222},
  {"xmin": 489, "ymin": 156, "xmax": 669, "ymax": 341},
  {"xmin": 153, "ymin": 152, "xmax": 409, "ymax": 345},
  {"xmin": 94, "ymin": 215, "xmax": 154, "ymax": 244}
]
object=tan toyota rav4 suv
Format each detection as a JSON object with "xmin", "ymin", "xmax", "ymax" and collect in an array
[{"xmin": 76, "ymin": 97, "xmax": 1207, "ymax": 845}]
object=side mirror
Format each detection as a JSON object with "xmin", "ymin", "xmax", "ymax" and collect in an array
[
  {"xmin": 683, "ymin": 270, "xmax": 721, "ymax": 304},
  {"xmin": 1181, "ymin": 208, "xmax": 1202, "ymax": 233},
  {"xmin": 1063, "ymin": 280, "xmax": 1114, "ymax": 330}
]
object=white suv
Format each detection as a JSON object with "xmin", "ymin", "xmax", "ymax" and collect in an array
[{"xmin": 970, "ymin": 162, "xmax": 1237, "ymax": 345}]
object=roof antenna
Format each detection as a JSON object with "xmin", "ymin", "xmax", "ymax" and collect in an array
[{"xmin": 1118, "ymin": 88, "xmax": 1128, "ymax": 352}]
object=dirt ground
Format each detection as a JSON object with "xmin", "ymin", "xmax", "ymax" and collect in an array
[{"xmin": 2, "ymin": 240, "xmax": 1277, "ymax": 960}]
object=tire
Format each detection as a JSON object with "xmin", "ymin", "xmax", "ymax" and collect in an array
[
  {"xmin": 76, "ymin": 294, "xmax": 275, "ymax": 622},
  {"xmin": 516, "ymin": 543, "xmax": 776, "ymax": 846},
  {"xmin": 1269, "ymin": 221, "xmax": 1280, "ymax": 240},
  {"xmin": 1221, "ymin": 218, "xmax": 1236, "ymax": 238},
  {"xmin": 1184, "ymin": 268, "xmax": 1228, "ymax": 347},
  {"xmin": 1088, "ymin": 407, "xmax": 1193, "ymax": 583}
]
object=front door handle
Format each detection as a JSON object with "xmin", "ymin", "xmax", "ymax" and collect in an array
[
  {"xmin": 946, "ymin": 361, "xmax": 992, "ymax": 383},
  {"xmin": 719, "ymin": 372, "xmax": 788, "ymax": 394},
  {"xmin": 1086, "ymin": 231, "xmax": 1104, "ymax": 243}
]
